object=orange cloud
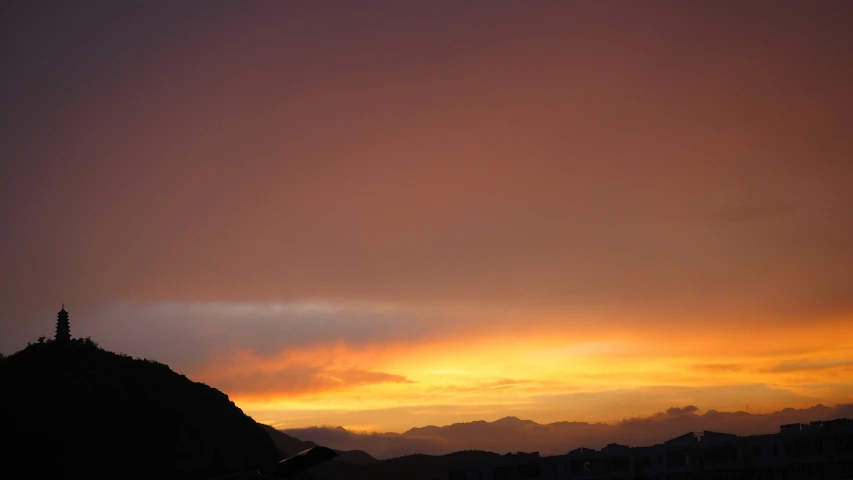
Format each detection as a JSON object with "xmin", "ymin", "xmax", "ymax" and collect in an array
[
  {"xmin": 210, "ymin": 364, "xmax": 412, "ymax": 396},
  {"xmin": 141, "ymin": 304, "xmax": 849, "ymax": 432}
]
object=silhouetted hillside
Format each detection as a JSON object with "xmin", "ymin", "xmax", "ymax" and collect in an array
[
  {"xmin": 0, "ymin": 339, "xmax": 283, "ymax": 480},
  {"xmin": 333, "ymin": 449, "xmax": 377, "ymax": 465},
  {"xmin": 298, "ymin": 450, "xmax": 501, "ymax": 480},
  {"xmin": 261, "ymin": 423, "xmax": 318, "ymax": 456},
  {"xmin": 260, "ymin": 424, "xmax": 377, "ymax": 465}
]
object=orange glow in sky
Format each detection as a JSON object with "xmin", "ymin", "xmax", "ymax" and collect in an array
[{"xmin": 180, "ymin": 305, "xmax": 853, "ymax": 432}]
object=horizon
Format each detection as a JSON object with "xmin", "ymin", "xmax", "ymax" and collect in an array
[
  {"xmin": 273, "ymin": 404, "xmax": 851, "ymax": 435},
  {"xmin": 2, "ymin": 1, "xmax": 853, "ymax": 440},
  {"xmin": 7, "ymin": 302, "xmax": 853, "ymax": 437},
  {"xmin": 9, "ymin": 301, "xmax": 850, "ymax": 434},
  {"xmin": 7, "ymin": 329, "xmax": 852, "ymax": 434},
  {"xmin": 12, "ymin": 334, "xmax": 851, "ymax": 438},
  {"xmin": 5, "ymin": 334, "xmax": 853, "ymax": 462}
]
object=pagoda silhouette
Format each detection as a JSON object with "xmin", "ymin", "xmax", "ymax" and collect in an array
[{"xmin": 55, "ymin": 304, "xmax": 71, "ymax": 342}]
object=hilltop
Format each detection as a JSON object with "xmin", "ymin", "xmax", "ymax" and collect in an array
[{"xmin": 0, "ymin": 338, "xmax": 283, "ymax": 480}]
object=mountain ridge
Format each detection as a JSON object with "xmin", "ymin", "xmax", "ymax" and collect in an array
[{"xmin": 284, "ymin": 403, "xmax": 853, "ymax": 459}]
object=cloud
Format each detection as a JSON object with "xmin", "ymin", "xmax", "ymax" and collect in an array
[
  {"xmin": 764, "ymin": 359, "xmax": 853, "ymax": 373},
  {"xmin": 68, "ymin": 301, "xmax": 456, "ymax": 371},
  {"xmin": 689, "ymin": 200, "xmax": 797, "ymax": 224},
  {"xmin": 424, "ymin": 379, "xmax": 561, "ymax": 395},
  {"xmin": 3, "ymin": 1, "xmax": 853, "ymax": 360},
  {"xmin": 522, "ymin": 384, "xmax": 817, "ymax": 422},
  {"xmin": 210, "ymin": 365, "xmax": 412, "ymax": 396},
  {"xmin": 692, "ymin": 363, "xmax": 744, "ymax": 372},
  {"xmin": 329, "ymin": 368, "xmax": 413, "ymax": 386},
  {"xmin": 665, "ymin": 405, "xmax": 700, "ymax": 416}
]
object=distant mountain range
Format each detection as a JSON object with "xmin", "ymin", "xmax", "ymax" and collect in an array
[
  {"xmin": 283, "ymin": 404, "xmax": 853, "ymax": 459},
  {"xmin": 260, "ymin": 423, "xmax": 377, "ymax": 465}
]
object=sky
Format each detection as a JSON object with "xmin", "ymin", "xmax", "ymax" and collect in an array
[{"xmin": 2, "ymin": 1, "xmax": 853, "ymax": 434}]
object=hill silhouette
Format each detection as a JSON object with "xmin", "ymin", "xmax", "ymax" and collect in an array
[
  {"xmin": 260, "ymin": 424, "xmax": 377, "ymax": 466},
  {"xmin": 261, "ymin": 423, "xmax": 319, "ymax": 456},
  {"xmin": 0, "ymin": 338, "xmax": 283, "ymax": 480},
  {"xmin": 332, "ymin": 449, "xmax": 378, "ymax": 465},
  {"xmin": 294, "ymin": 450, "xmax": 501, "ymax": 480}
]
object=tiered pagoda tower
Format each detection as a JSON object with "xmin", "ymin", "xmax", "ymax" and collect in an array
[{"xmin": 55, "ymin": 304, "xmax": 71, "ymax": 342}]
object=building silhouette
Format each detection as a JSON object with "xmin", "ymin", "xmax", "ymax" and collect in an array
[
  {"xmin": 448, "ymin": 419, "xmax": 853, "ymax": 480},
  {"xmin": 55, "ymin": 304, "xmax": 71, "ymax": 342}
]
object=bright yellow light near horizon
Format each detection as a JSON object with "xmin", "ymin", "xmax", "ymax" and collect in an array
[{"xmin": 204, "ymin": 314, "xmax": 853, "ymax": 432}]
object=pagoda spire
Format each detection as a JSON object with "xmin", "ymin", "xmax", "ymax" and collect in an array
[{"xmin": 55, "ymin": 305, "xmax": 71, "ymax": 343}]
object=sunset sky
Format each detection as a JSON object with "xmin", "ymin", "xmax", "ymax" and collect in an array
[{"xmin": 2, "ymin": 1, "xmax": 852, "ymax": 434}]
